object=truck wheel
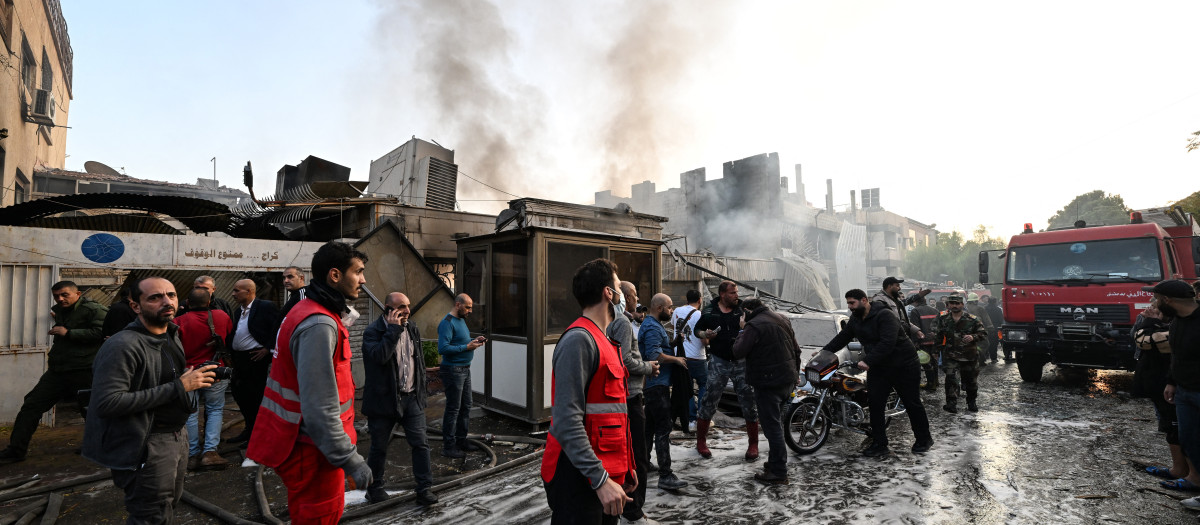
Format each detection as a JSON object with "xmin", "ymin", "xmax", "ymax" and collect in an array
[{"xmin": 1017, "ymin": 354, "xmax": 1044, "ymax": 383}]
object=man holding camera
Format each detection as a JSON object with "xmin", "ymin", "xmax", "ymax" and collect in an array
[
  {"xmin": 173, "ymin": 288, "xmax": 233, "ymax": 471},
  {"xmin": 361, "ymin": 292, "xmax": 437, "ymax": 506},
  {"xmin": 247, "ymin": 242, "xmax": 372, "ymax": 524},
  {"xmin": 82, "ymin": 277, "xmax": 217, "ymax": 523}
]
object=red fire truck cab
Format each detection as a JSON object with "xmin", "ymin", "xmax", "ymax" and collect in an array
[{"xmin": 980, "ymin": 208, "xmax": 1200, "ymax": 382}]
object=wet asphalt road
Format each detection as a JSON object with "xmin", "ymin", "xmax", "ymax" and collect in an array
[{"xmin": 351, "ymin": 360, "xmax": 1200, "ymax": 524}]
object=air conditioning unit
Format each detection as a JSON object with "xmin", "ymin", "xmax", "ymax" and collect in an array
[{"xmin": 31, "ymin": 89, "xmax": 51, "ymax": 118}]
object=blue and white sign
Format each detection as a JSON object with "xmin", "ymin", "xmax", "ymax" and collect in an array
[{"xmin": 80, "ymin": 233, "xmax": 125, "ymax": 263}]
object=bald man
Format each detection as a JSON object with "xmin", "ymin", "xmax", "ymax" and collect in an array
[
  {"xmin": 640, "ymin": 293, "xmax": 689, "ymax": 490},
  {"xmin": 437, "ymin": 293, "xmax": 486, "ymax": 458},
  {"xmin": 361, "ymin": 293, "xmax": 437, "ymax": 505},
  {"xmin": 226, "ymin": 279, "xmax": 281, "ymax": 444}
]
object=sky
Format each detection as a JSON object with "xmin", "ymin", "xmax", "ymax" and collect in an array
[{"xmin": 60, "ymin": 1, "xmax": 1200, "ymax": 241}]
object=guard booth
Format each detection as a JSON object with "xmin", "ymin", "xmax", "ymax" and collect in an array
[{"xmin": 455, "ymin": 226, "xmax": 662, "ymax": 424}]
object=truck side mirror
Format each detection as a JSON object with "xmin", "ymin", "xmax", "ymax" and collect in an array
[{"xmin": 978, "ymin": 251, "xmax": 990, "ymax": 284}]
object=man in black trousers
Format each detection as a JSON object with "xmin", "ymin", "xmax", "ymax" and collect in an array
[{"xmin": 226, "ymin": 279, "xmax": 280, "ymax": 444}]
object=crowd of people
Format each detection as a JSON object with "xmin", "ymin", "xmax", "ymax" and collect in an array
[{"xmin": 1, "ymin": 250, "xmax": 1197, "ymax": 523}]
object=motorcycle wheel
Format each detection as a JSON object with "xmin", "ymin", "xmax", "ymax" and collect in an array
[{"xmin": 784, "ymin": 397, "xmax": 830, "ymax": 455}]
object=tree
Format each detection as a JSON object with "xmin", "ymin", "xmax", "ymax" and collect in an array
[
  {"xmin": 902, "ymin": 225, "xmax": 1006, "ymax": 287},
  {"xmin": 1172, "ymin": 189, "xmax": 1200, "ymax": 218},
  {"xmin": 1046, "ymin": 190, "xmax": 1130, "ymax": 229}
]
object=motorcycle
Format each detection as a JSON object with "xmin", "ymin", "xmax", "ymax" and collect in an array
[{"xmin": 784, "ymin": 346, "xmax": 907, "ymax": 454}]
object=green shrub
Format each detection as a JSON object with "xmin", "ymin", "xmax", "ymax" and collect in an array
[{"xmin": 422, "ymin": 340, "xmax": 440, "ymax": 368}]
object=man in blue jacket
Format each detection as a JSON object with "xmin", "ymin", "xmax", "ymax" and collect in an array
[
  {"xmin": 361, "ymin": 292, "xmax": 437, "ymax": 506},
  {"xmin": 437, "ymin": 293, "xmax": 485, "ymax": 459}
]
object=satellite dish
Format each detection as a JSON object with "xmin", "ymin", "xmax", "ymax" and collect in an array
[{"xmin": 84, "ymin": 161, "xmax": 123, "ymax": 177}]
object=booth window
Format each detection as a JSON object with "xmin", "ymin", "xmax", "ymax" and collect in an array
[
  {"xmin": 611, "ymin": 249, "xmax": 654, "ymax": 307},
  {"xmin": 461, "ymin": 249, "xmax": 487, "ymax": 332},
  {"xmin": 492, "ymin": 241, "xmax": 528, "ymax": 337},
  {"xmin": 546, "ymin": 242, "xmax": 605, "ymax": 334}
]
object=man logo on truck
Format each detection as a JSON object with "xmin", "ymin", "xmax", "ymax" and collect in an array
[{"xmin": 1060, "ymin": 307, "xmax": 1100, "ymax": 314}]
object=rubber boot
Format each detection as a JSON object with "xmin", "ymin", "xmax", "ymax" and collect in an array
[
  {"xmin": 695, "ymin": 419, "xmax": 713, "ymax": 459},
  {"xmin": 745, "ymin": 422, "xmax": 760, "ymax": 461},
  {"xmin": 967, "ymin": 393, "xmax": 978, "ymax": 412}
]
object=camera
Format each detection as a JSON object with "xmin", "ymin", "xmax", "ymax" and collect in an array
[
  {"xmin": 636, "ymin": 305, "xmax": 648, "ymax": 313},
  {"xmin": 200, "ymin": 360, "xmax": 234, "ymax": 381}
]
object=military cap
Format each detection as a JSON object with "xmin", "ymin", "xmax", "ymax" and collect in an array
[{"xmin": 945, "ymin": 294, "xmax": 964, "ymax": 303}]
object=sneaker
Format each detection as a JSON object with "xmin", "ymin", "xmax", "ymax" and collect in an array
[
  {"xmin": 688, "ymin": 421, "xmax": 697, "ymax": 433},
  {"xmin": 1183, "ymin": 496, "xmax": 1200, "ymax": 510},
  {"xmin": 622, "ymin": 515, "xmax": 661, "ymax": 525},
  {"xmin": 201, "ymin": 450, "xmax": 230, "ymax": 470},
  {"xmin": 753, "ymin": 470, "xmax": 789, "ymax": 485},
  {"xmin": 657, "ymin": 473, "xmax": 688, "ymax": 490},
  {"xmin": 365, "ymin": 485, "xmax": 390, "ymax": 504},
  {"xmin": 441, "ymin": 447, "xmax": 466, "ymax": 459},
  {"xmin": 911, "ymin": 438, "xmax": 934, "ymax": 454},
  {"xmin": 862, "ymin": 443, "xmax": 890, "ymax": 457},
  {"xmin": 0, "ymin": 447, "xmax": 25, "ymax": 464},
  {"xmin": 415, "ymin": 489, "xmax": 439, "ymax": 506},
  {"xmin": 187, "ymin": 455, "xmax": 202, "ymax": 471},
  {"xmin": 942, "ymin": 403, "xmax": 958, "ymax": 414}
]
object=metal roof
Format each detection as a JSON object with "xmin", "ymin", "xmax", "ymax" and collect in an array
[
  {"xmin": 0, "ymin": 193, "xmax": 232, "ymax": 233},
  {"xmin": 25, "ymin": 213, "xmax": 182, "ymax": 235}
]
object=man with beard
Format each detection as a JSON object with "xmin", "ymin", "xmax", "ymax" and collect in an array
[
  {"xmin": 1131, "ymin": 299, "xmax": 1190, "ymax": 486},
  {"xmin": 247, "ymin": 242, "xmax": 372, "ymax": 524},
  {"xmin": 870, "ymin": 277, "xmax": 928, "ymax": 345},
  {"xmin": 361, "ymin": 292, "xmax": 437, "ymax": 506},
  {"xmin": 1, "ymin": 281, "xmax": 107, "ymax": 464},
  {"xmin": 280, "ymin": 266, "xmax": 307, "ymax": 318},
  {"xmin": 226, "ymin": 279, "xmax": 281, "ymax": 445},
  {"xmin": 640, "ymin": 293, "xmax": 689, "ymax": 491},
  {"xmin": 606, "ymin": 282, "xmax": 660, "ymax": 524},
  {"xmin": 731, "ymin": 298, "xmax": 802, "ymax": 485},
  {"xmin": 934, "ymin": 295, "xmax": 989, "ymax": 413},
  {"xmin": 694, "ymin": 281, "xmax": 759, "ymax": 461},
  {"xmin": 541, "ymin": 258, "xmax": 637, "ymax": 524},
  {"xmin": 1147, "ymin": 280, "xmax": 1200, "ymax": 503},
  {"xmin": 173, "ymin": 289, "xmax": 233, "ymax": 471},
  {"xmin": 438, "ymin": 294, "xmax": 486, "ymax": 459},
  {"xmin": 819, "ymin": 289, "xmax": 932, "ymax": 457},
  {"xmin": 82, "ymin": 277, "xmax": 216, "ymax": 523}
]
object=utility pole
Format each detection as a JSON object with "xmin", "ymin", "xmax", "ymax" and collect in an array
[{"xmin": 211, "ymin": 157, "xmax": 216, "ymax": 182}]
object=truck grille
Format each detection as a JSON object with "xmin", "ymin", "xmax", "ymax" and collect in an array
[{"xmin": 1033, "ymin": 304, "xmax": 1129, "ymax": 323}]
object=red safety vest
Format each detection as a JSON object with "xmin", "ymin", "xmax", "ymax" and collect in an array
[
  {"xmin": 541, "ymin": 317, "xmax": 634, "ymax": 486},
  {"xmin": 246, "ymin": 299, "xmax": 356, "ymax": 468}
]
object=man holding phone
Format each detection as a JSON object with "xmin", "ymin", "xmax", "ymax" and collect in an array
[{"xmin": 437, "ymin": 294, "xmax": 486, "ymax": 459}]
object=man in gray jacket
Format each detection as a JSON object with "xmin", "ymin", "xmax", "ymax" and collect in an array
[
  {"xmin": 607, "ymin": 281, "xmax": 660, "ymax": 524},
  {"xmin": 82, "ymin": 277, "xmax": 216, "ymax": 524}
]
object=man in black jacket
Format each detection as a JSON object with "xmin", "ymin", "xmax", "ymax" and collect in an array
[
  {"xmin": 226, "ymin": 279, "xmax": 281, "ymax": 444},
  {"xmin": 819, "ymin": 289, "xmax": 932, "ymax": 457},
  {"xmin": 361, "ymin": 292, "xmax": 437, "ymax": 506},
  {"xmin": 102, "ymin": 286, "xmax": 137, "ymax": 339},
  {"xmin": 732, "ymin": 299, "xmax": 801, "ymax": 484},
  {"xmin": 280, "ymin": 266, "xmax": 307, "ymax": 319},
  {"xmin": 82, "ymin": 277, "xmax": 216, "ymax": 523}
]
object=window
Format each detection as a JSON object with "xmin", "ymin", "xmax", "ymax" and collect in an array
[
  {"xmin": 460, "ymin": 249, "xmax": 487, "ymax": 332},
  {"xmin": 20, "ymin": 36, "xmax": 35, "ymax": 95},
  {"xmin": 546, "ymin": 242, "xmax": 605, "ymax": 334},
  {"xmin": 0, "ymin": 1, "xmax": 12, "ymax": 51},
  {"xmin": 610, "ymin": 249, "xmax": 654, "ymax": 308},
  {"xmin": 491, "ymin": 241, "xmax": 528, "ymax": 337},
  {"xmin": 1006, "ymin": 237, "xmax": 1162, "ymax": 283},
  {"xmin": 33, "ymin": 176, "xmax": 75, "ymax": 194},
  {"xmin": 13, "ymin": 168, "xmax": 28, "ymax": 204},
  {"xmin": 40, "ymin": 48, "xmax": 52, "ymax": 91}
]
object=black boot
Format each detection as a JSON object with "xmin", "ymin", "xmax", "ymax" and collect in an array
[{"xmin": 967, "ymin": 394, "xmax": 978, "ymax": 412}]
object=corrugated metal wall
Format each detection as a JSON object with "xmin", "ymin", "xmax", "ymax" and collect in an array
[{"xmin": 0, "ymin": 264, "xmax": 57, "ymax": 425}]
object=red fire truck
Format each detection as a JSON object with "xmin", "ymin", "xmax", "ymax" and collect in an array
[{"xmin": 979, "ymin": 207, "xmax": 1200, "ymax": 382}]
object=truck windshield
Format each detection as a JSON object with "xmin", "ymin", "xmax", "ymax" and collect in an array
[{"xmin": 1006, "ymin": 237, "xmax": 1162, "ymax": 283}]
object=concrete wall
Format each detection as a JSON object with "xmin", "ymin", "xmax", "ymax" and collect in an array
[{"xmin": 0, "ymin": 0, "xmax": 72, "ymax": 207}]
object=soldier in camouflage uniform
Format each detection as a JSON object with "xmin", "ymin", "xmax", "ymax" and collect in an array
[{"xmin": 935, "ymin": 294, "xmax": 989, "ymax": 413}]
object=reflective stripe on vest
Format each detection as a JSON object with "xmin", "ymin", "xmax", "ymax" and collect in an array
[
  {"xmin": 541, "ymin": 317, "xmax": 635, "ymax": 486},
  {"xmin": 245, "ymin": 298, "xmax": 356, "ymax": 468}
]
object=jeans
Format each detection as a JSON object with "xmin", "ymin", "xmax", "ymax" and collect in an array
[
  {"xmin": 644, "ymin": 386, "xmax": 674, "ymax": 478},
  {"xmin": 439, "ymin": 365, "xmax": 472, "ymax": 449},
  {"xmin": 686, "ymin": 359, "xmax": 708, "ymax": 422},
  {"xmin": 754, "ymin": 384, "xmax": 791, "ymax": 477},
  {"xmin": 622, "ymin": 394, "xmax": 648, "ymax": 521},
  {"xmin": 111, "ymin": 431, "xmax": 187, "ymax": 525},
  {"xmin": 866, "ymin": 360, "xmax": 931, "ymax": 448},
  {"xmin": 1175, "ymin": 386, "xmax": 1200, "ymax": 471},
  {"xmin": 366, "ymin": 393, "xmax": 433, "ymax": 492},
  {"xmin": 698, "ymin": 356, "xmax": 757, "ymax": 423},
  {"xmin": 186, "ymin": 380, "xmax": 228, "ymax": 456}
]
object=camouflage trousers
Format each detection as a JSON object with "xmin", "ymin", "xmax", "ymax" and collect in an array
[
  {"xmin": 698, "ymin": 356, "xmax": 757, "ymax": 423},
  {"xmin": 944, "ymin": 358, "xmax": 979, "ymax": 405}
]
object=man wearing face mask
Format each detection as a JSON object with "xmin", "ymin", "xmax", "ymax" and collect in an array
[
  {"xmin": 247, "ymin": 242, "xmax": 371, "ymax": 524},
  {"xmin": 934, "ymin": 295, "xmax": 989, "ymax": 414},
  {"xmin": 818, "ymin": 289, "xmax": 932, "ymax": 457},
  {"xmin": 1145, "ymin": 280, "xmax": 1200, "ymax": 503}
]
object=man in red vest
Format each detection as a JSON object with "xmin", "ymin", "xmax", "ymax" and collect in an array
[
  {"xmin": 542, "ymin": 258, "xmax": 637, "ymax": 524},
  {"xmin": 247, "ymin": 242, "xmax": 371, "ymax": 524}
]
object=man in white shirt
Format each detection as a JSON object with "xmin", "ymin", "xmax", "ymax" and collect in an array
[{"xmin": 671, "ymin": 290, "xmax": 706, "ymax": 432}]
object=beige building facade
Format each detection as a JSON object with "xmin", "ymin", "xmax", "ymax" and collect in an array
[{"xmin": 0, "ymin": 0, "xmax": 72, "ymax": 207}]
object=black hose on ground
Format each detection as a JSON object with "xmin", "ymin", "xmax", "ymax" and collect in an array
[
  {"xmin": 11, "ymin": 507, "xmax": 41, "ymax": 525},
  {"xmin": 418, "ymin": 427, "xmax": 547, "ymax": 445},
  {"xmin": 38, "ymin": 492, "xmax": 64, "ymax": 525},
  {"xmin": 0, "ymin": 475, "xmax": 39, "ymax": 493},
  {"xmin": 0, "ymin": 473, "xmax": 110, "ymax": 504},
  {"xmin": 253, "ymin": 466, "xmax": 284, "ymax": 525},
  {"xmin": 338, "ymin": 449, "xmax": 545, "ymax": 522},
  {"xmin": 465, "ymin": 438, "xmax": 497, "ymax": 468},
  {"xmin": 180, "ymin": 490, "xmax": 265, "ymax": 525},
  {"xmin": 0, "ymin": 496, "xmax": 48, "ymax": 525}
]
